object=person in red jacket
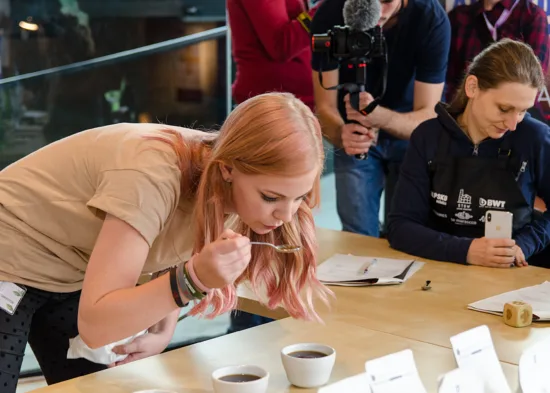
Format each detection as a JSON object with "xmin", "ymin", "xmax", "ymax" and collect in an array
[{"xmin": 227, "ymin": 0, "xmax": 321, "ymax": 111}]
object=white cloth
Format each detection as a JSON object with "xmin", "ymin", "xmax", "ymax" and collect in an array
[{"xmin": 67, "ymin": 330, "xmax": 148, "ymax": 365}]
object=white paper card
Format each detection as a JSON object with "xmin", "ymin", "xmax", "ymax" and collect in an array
[
  {"xmin": 519, "ymin": 336, "xmax": 550, "ymax": 393},
  {"xmin": 318, "ymin": 373, "xmax": 370, "ymax": 393},
  {"xmin": 365, "ymin": 349, "xmax": 427, "ymax": 393},
  {"xmin": 0, "ymin": 281, "xmax": 27, "ymax": 315},
  {"xmin": 450, "ymin": 325, "xmax": 511, "ymax": 393},
  {"xmin": 438, "ymin": 368, "xmax": 485, "ymax": 393}
]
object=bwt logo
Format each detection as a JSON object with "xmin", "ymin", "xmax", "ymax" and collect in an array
[{"xmin": 479, "ymin": 197, "xmax": 506, "ymax": 209}]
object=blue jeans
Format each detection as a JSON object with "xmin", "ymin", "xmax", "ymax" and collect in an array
[{"xmin": 334, "ymin": 137, "xmax": 408, "ymax": 237}]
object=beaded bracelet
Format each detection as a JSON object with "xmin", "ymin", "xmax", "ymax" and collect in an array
[
  {"xmin": 169, "ymin": 266, "xmax": 186, "ymax": 308},
  {"xmin": 176, "ymin": 263, "xmax": 195, "ymax": 302}
]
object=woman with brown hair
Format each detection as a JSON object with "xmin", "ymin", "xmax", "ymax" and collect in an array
[{"xmin": 387, "ymin": 39, "xmax": 550, "ymax": 268}]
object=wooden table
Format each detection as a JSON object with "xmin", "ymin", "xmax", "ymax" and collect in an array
[
  {"xmin": 35, "ymin": 318, "xmax": 519, "ymax": 393},
  {"xmin": 238, "ymin": 227, "xmax": 550, "ymax": 366}
]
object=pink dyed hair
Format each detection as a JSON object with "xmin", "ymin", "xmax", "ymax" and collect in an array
[{"xmin": 154, "ymin": 92, "xmax": 333, "ymax": 321}]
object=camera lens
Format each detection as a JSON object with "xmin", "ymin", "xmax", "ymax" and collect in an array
[
  {"xmin": 312, "ymin": 34, "xmax": 331, "ymax": 53},
  {"xmin": 487, "ymin": 213, "xmax": 492, "ymax": 222}
]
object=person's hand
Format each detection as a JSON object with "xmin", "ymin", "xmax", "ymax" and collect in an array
[
  {"xmin": 344, "ymin": 92, "xmax": 379, "ymax": 128},
  {"xmin": 193, "ymin": 229, "xmax": 251, "ymax": 289},
  {"xmin": 466, "ymin": 237, "xmax": 517, "ymax": 268},
  {"xmin": 340, "ymin": 123, "xmax": 377, "ymax": 156},
  {"xmin": 512, "ymin": 244, "xmax": 528, "ymax": 267},
  {"xmin": 108, "ymin": 324, "xmax": 172, "ymax": 367}
]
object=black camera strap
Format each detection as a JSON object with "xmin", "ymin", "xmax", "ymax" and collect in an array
[{"xmin": 317, "ymin": 61, "xmax": 347, "ymax": 91}]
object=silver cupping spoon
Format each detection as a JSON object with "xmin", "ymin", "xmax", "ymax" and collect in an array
[
  {"xmin": 221, "ymin": 237, "xmax": 301, "ymax": 253},
  {"xmin": 249, "ymin": 242, "xmax": 302, "ymax": 253}
]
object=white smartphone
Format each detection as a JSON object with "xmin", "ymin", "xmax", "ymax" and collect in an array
[{"xmin": 484, "ymin": 210, "xmax": 513, "ymax": 239}]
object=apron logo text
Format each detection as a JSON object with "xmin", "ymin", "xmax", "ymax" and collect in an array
[
  {"xmin": 452, "ymin": 211, "xmax": 476, "ymax": 225},
  {"xmin": 431, "ymin": 192, "xmax": 448, "ymax": 206},
  {"xmin": 479, "ymin": 197, "xmax": 506, "ymax": 209},
  {"xmin": 457, "ymin": 189, "xmax": 472, "ymax": 211},
  {"xmin": 455, "ymin": 211, "xmax": 473, "ymax": 220}
]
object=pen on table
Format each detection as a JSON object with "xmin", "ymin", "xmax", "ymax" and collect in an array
[{"xmin": 364, "ymin": 259, "xmax": 377, "ymax": 274}]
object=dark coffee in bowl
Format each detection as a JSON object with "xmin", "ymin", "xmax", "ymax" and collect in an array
[
  {"xmin": 288, "ymin": 350, "xmax": 327, "ymax": 359},
  {"xmin": 218, "ymin": 374, "xmax": 261, "ymax": 383}
]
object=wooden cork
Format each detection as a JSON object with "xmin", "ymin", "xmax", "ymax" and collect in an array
[{"xmin": 503, "ymin": 301, "xmax": 533, "ymax": 328}]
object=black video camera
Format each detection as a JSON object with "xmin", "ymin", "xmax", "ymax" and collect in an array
[
  {"xmin": 312, "ymin": 25, "xmax": 388, "ymax": 159},
  {"xmin": 312, "ymin": 25, "xmax": 385, "ymax": 62}
]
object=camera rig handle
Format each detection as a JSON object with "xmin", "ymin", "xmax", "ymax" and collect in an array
[
  {"xmin": 314, "ymin": 26, "xmax": 388, "ymax": 160},
  {"xmin": 346, "ymin": 60, "xmax": 382, "ymax": 160}
]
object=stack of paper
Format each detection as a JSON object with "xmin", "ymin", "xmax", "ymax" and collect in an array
[
  {"xmin": 316, "ymin": 254, "xmax": 424, "ymax": 287},
  {"xmin": 468, "ymin": 281, "xmax": 550, "ymax": 321}
]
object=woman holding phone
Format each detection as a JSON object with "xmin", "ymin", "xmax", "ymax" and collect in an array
[{"xmin": 387, "ymin": 39, "xmax": 550, "ymax": 268}]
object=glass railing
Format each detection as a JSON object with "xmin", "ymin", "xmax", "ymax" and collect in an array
[
  {"xmin": 2, "ymin": 10, "xmax": 341, "ymax": 386},
  {"xmin": 0, "ymin": 25, "xmax": 230, "ymax": 171},
  {"xmin": 0, "ymin": 24, "xmax": 232, "ymax": 379}
]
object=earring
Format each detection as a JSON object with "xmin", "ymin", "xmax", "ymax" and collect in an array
[{"xmin": 225, "ymin": 178, "xmax": 232, "ymax": 183}]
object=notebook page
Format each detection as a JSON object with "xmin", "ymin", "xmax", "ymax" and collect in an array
[{"xmin": 468, "ymin": 282, "xmax": 550, "ymax": 321}]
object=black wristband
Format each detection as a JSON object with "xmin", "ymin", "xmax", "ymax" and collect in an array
[{"xmin": 169, "ymin": 267, "xmax": 185, "ymax": 307}]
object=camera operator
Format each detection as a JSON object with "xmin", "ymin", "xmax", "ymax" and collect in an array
[{"xmin": 311, "ymin": 0, "xmax": 451, "ymax": 237}]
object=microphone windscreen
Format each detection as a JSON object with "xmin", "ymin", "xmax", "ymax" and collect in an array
[{"xmin": 343, "ymin": 0, "xmax": 381, "ymax": 31}]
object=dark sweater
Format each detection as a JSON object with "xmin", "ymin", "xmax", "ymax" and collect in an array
[{"xmin": 387, "ymin": 104, "xmax": 550, "ymax": 263}]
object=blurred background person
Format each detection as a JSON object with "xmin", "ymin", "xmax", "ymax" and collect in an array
[
  {"xmin": 445, "ymin": 0, "xmax": 549, "ymax": 103},
  {"xmin": 227, "ymin": 0, "xmax": 322, "ymax": 111}
]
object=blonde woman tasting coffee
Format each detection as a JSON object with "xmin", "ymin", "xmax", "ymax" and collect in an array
[{"xmin": 0, "ymin": 92, "xmax": 331, "ymax": 392}]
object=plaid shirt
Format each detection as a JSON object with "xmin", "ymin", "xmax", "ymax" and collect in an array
[{"xmin": 445, "ymin": 0, "xmax": 549, "ymax": 102}]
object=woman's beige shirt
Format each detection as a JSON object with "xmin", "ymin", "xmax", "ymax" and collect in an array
[{"xmin": 0, "ymin": 123, "xmax": 202, "ymax": 292}]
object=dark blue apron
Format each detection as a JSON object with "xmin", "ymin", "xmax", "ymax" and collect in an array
[{"xmin": 428, "ymin": 115, "xmax": 532, "ymax": 240}]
